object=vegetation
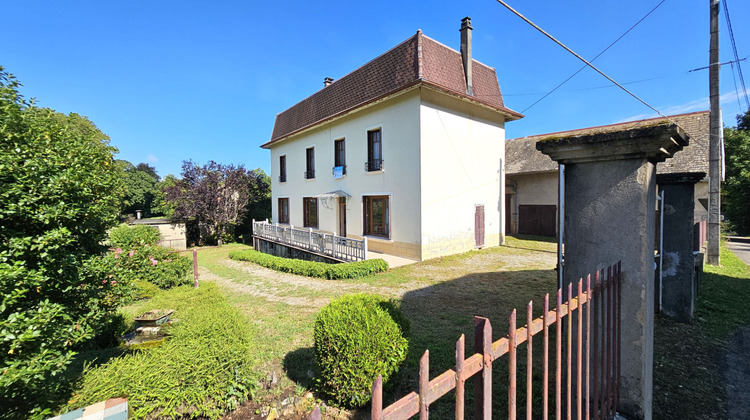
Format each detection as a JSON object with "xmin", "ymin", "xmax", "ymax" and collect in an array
[
  {"xmin": 165, "ymin": 160, "xmax": 269, "ymax": 245},
  {"xmin": 104, "ymin": 225, "xmax": 193, "ymax": 292},
  {"xmin": 722, "ymin": 108, "xmax": 750, "ymax": 235},
  {"xmin": 0, "ymin": 66, "xmax": 127, "ymax": 418},
  {"xmin": 654, "ymin": 241, "xmax": 750, "ymax": 419},
  {"xmin": 68, "ymin": 283, "xmax": 259, "ymax": 419},
  {"xmin": 314, "ymin": 294, "xmax": 409, "ymax": 407},
  {"xmin": 228, "ymin": 249, "xmax": 388, "ymax": 279}
]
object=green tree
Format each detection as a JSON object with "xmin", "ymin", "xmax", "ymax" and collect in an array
[
  {"xmin": 117, "ymin": 160, "xmax": 161, "ymax": 217},
  {"xmin": 722, "ymin": 108, "xmax": 750, "ymax": 235},
  {"xmin": 0, "ymin": 67, "xmax": 126, "ymax": 417},
  {"xmin": 237, "ymin": 168, "xmax": 271, "ymax": 240},
  {"xmin": 151, "ymin": 174, "xmax": 178, "ymax": 218}
]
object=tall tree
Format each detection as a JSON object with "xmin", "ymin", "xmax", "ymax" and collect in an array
[
  {"xmin": 722, "ymin": 108, "xmax": 750, "ymax": 235},
  {"xmin": 237, "ymin": 168, "xmax": 272, "ymax": 239},
  {"xmin": 166, "ymin": 160, "xmax": 253, "ymax": 245},
  {"xmin": 0, "ymin": 67, "xmax": 126, "ymax": 417},
  {"xmin": 117, "ymin": 160, "xmax": 161, "ymax": 217}
]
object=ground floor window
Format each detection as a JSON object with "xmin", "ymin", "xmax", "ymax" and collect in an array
[
  {"xmin": 303, "ymin": 197, "xmax": 318, "ymax": 228},
  {"xmin": 278, "ymin": 198, "xmax": 289, "ymax": 224},
  {"xmin": 364, "ymin": 195, "xmax": 389, "ymax": 238}
]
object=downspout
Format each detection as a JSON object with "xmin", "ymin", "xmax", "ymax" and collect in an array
[
  {"xmin": 558, "ymin": 164, "xmax": 565, "ymax": 291},
  {"xmin": 507, "ymin": 177, "xmax": 517, "ymax": 236}
]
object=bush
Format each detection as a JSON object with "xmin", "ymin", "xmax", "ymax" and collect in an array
[
  {"xmin": 314, "ymin": 294, "xmax": 409, "ymax": 407},
  {"xmin": 67, "ymin": 283, "xmax": 258, "ymax": 419},
  {"xmin": 228, "ymin": 249, "xmax": 389, "ymax": 279},
  {"xmin": 108, "ymin": 224, "xmax": 161, "ymax": 249},
  {"xmin": 0, "ymin": 67, "xmax": 126, "ymax": 418}
]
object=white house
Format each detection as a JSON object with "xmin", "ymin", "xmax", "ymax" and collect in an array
[{"xmin": 262, "ymin": 18, "xmax": 522, "ymax": 261}]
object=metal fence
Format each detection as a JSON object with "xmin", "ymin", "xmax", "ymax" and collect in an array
[
  {"xmin": 252, "ymin": 220, "xmax": 367, "ymax": 262},
  {"xmin": 372, "ymin": 262, "xmax": 622, "ymax": 420}
]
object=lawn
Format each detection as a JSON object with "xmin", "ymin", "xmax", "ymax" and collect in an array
[{"xmin": 198, "ymin": 236, "xmax": 560, "ymax": 417}]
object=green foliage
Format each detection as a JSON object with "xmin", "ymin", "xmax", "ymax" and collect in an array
[
  {"xmin": 722, "ymin": 109, "xmax": 750, "ymax": 235},
  {"xmin": 68, "ymin": 283, "xmax": 259, "ymax": 419},
  {"xmin": 116, "ymin": 160, "xmax": 164, "ymax": 217},
  {"xmin": 237, "ymin": 168, "xmax": 272, "ymax": 238},
  {"xmin": 314, "ymin": 294, "xmax": 409, "ymax": 407},
  {"xmin": 106, "ymin": 244, "xmax": 192, "ymax": 291},
  {"xmin": 0, "ymin": 66, "xmax": 126, "ymax": 418},
  {"xmin": 108, "ymin": 224, "xmax": 161, "ymax": 248},
  {"xmin": 228, "ymin": 249, "xmax": 389, "ymax": 279},
  {"xmin": 151, "ymin": 174, "xmax": 178, "ymax": 218}
]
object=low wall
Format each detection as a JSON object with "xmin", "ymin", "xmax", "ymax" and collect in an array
[{"xmin": 253, "ymin": 237, "xmax": 342, "ymax": 264}]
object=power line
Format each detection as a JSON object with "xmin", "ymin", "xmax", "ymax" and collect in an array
[
  {"xmin": 521, "ymin": 0, "xmax": 666, "ymax": 113},
  {"xmin": 495, "ymin": 0, "xmax": 685, "ymax": 132},
  {"xmin": 722, "ymin": 0, "xmax": 750, "ymax": 110}
]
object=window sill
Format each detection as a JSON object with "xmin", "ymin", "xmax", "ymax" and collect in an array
[
  {"xmin": 304, "ymin": 178, "xmax": 316, "ymax": 182},
  {"xmin": 364, "ymin": 235, "xmax": 392, "ymax": 242},
  {"xmin": 365, "ymin": 170, "xmax": 384, "ymax": 175}
]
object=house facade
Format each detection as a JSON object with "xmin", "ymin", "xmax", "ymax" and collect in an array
[
  {"xmin": 505, "ymin": 111, "xmax": 710, "ymax": 238},
  {"xmin": 262, "ymin": 18, "xmax": 522, "ymax": 261}
]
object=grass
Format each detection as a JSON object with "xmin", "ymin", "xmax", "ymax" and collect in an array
[
  {"xmin": 66, "ymin": 283, "xmax": 259, "ymax": 420},
  {"xmin": 653, "ymin": 241, "xmax": 750, "ymax": 419},
  {"xmin": 197, "ymin": 237, "xmax": 560, "ymax": 417}
]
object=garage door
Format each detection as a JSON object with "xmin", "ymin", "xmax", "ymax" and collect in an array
[{"xmin": 518, "ymin": 205, "xmax": 557, "ymax": 237}]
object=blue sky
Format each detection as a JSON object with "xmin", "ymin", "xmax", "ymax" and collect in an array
[{"xmin": 4, "ymin": 1, "xmax": 749, "ymax": 178}]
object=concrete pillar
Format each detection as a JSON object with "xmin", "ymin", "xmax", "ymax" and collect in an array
[
  {"xmin": 657, "ymin": 172, "xmax": 705, "ymax": 323},
  {"xmin": 537, "ymin": 123, "xmax": 688, "ymax": 420}
]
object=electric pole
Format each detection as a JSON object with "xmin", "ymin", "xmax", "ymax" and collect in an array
[{"xmin": 708, "ymin": 0, "xmax": 721, "ymax": 265}]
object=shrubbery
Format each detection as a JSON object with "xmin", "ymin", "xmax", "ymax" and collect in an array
[
  {"xmin": 108, "ymin": 224, "xmax": 161, "ymax": 249},
  {"xmin": 67, "ymin": 283, "xmax": 258, "ymax": 419},
  {"xmin": 0, "ymin": 67, "xmax": 127, "ymax": 418},
  {"xmin": 314, "ymin": 294, "xmax": 409, "ymax": 407},
  {"xmin": 228, "ymin": 249, "xmax": 388, "ymax": 279}
]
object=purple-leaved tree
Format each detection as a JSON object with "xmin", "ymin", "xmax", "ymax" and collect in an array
[{"xmin": 166, "ymin": 160, "xmax": 254, "ymax": 245}]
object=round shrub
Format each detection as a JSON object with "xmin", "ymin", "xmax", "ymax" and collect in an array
[{"xmin": 314, "ymin": 294, "xmax": 409, "ymax": 407}]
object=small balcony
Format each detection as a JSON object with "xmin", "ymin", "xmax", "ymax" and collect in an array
[
  {"xmin": 278, "ymin": 174, "xmax": 287, "ymax": 183},
  {"xmin": 365, "ymin": 159, "xmax": 384, "ymax": 172},
  {"xmin": 304, "ymin": 169, "xmax": 315, "ymax": 179}
]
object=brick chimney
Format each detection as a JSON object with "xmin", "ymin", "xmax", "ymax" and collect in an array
[
  {"xmin": 460, "ymin": 17, "xmax": 473, "ymax": 96},
  {"xmin": 323, "ymin": 77, "xmax": 334, "ymax": 87}
]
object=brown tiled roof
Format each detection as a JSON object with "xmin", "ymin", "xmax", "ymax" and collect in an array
[
  {"xmin": 505, "ymin": 111, "xmax": 710, "ymax": 177},
  {"xmin": 263, "ymin": 31, "xmax": 522, "ymax": 148}
]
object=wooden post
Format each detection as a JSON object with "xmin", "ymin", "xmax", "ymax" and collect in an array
[
  {"xmin": 372, "ymin": 375, "xmax": 383, "ymax": 420},
  {"xmin": 192, "ymin": 249, "xmax": 198, "ymax": 288}
]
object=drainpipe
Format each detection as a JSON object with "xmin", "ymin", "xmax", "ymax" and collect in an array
[{"xmin": 507, "ymin": 177, "xmax": 518, "ymax": 235}]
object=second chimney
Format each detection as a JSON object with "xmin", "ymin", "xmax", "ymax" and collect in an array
[
  {"xmin": 460, "ymin": 17, "xmax": 473, "ymax": 96},
  {"xmin": 323, "ymin": 77, "xmax": 334, "ymax": 87}
]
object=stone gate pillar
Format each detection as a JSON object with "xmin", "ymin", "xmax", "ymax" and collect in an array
[
  {"xmin": 537, "ymin": 123, "xmax": 688, "ymax": 420},
  {"xmin": 657, "ymin": 172, "xmax": 705, "ymax": 323}
]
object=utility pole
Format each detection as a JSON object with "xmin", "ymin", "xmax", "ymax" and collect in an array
[{"xmin": 708, "ymin": 0, "xmax": 721, "ymax": 265}]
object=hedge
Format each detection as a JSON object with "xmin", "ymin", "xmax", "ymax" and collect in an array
[{"xmin": 228, "ymin": 249, "xmax": 388, "ymax": 279}]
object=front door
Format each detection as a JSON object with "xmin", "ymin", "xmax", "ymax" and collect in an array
[
  {"xmin": 338, "ymin": 197, "xmax": 347, "ymax": 237},
  {"xmin": 475, "ymin": 204, "xmax": 485, "ymax": 247}
]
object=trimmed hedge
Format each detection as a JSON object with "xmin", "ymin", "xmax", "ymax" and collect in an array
[
  {"xmin": 228, "ymin": 249, "xmax": 388, "ymax": 279},
  {"xmin": 314, "ymin": 294, "xmax": 409, "ymax": 407}
]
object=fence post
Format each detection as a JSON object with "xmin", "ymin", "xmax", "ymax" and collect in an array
[
  {"xmin": 474, "ymin": 316, "xmax": 492, "ymax": 420},
  {"xmin": 309, "ymin": 228, "xmax": 313, "ymax": 250},
  {"xmin": 192, "ymin": 249, "xmax": 198, "ymax": 288},
  {"xmin": 372, "ymin": 375, "xmax": 383, "ymax": 420},
  {"xmin": 363, "ymin": 236, "xmax": 368, "ymax": 260}
]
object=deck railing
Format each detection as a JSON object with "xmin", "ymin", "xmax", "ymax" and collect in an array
[{"xmin": 252, "ymin": 220, "xmax": 367, "ymax": 262}]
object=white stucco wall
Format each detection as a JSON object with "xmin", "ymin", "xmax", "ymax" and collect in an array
[
  {"xmin": 509, "ymin": 172, "xmax": 559, "ymax": 206},
  {"xmin": 418, "ymin": 88, "xmax": 507, "ymax": 260},
  {"xmin": 269, "ymin": 90, "xmax": 422, "ymax": 258}
]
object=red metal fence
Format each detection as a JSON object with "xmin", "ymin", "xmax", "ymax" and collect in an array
[{"xmin": 371, "ymin": 262, "xmax": 621, "ymax": 420}]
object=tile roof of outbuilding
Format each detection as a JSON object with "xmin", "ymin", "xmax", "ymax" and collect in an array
[
  {"xmin": 263, "ymin": 30, "xmax": 522, "ymax": 148},
  {"xmin": 505, "ymin": 110, "xmax": 710, "ymax": 177}
]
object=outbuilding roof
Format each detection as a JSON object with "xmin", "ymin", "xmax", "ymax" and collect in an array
[
  {"xmin": 505, "ymin": 110, "xmax": 710, "ymax": 177},
  {"xmin": 263, "ymin": 30, "xmax": 522, "ymax": 148}
]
